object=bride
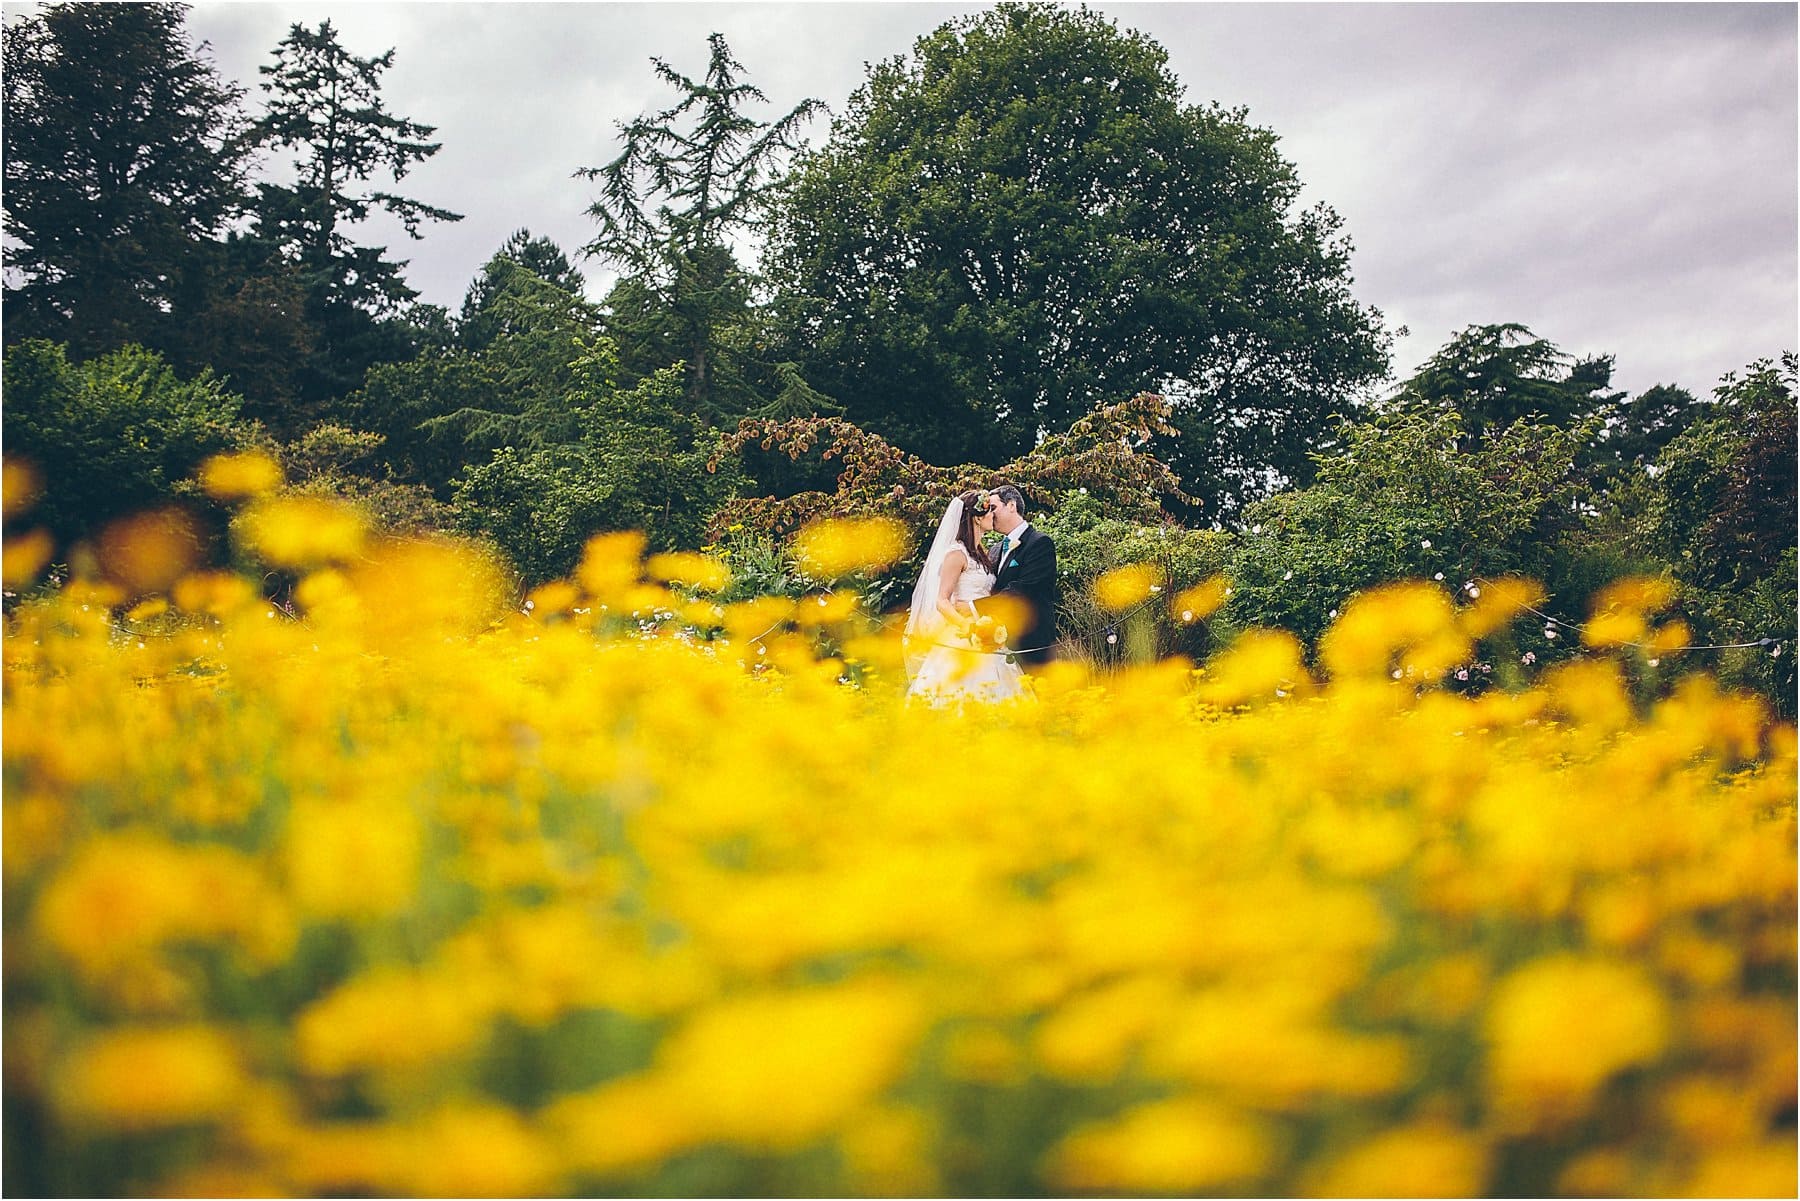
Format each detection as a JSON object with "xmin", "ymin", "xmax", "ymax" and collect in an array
[{"xmin": 903, "ymin": 490, "xmax": 1027, "ymax": 705}]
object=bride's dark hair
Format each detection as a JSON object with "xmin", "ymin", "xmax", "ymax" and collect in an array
[{"xmin": 956, "ymin": 489, "xmax": 995, "ymax": 572}]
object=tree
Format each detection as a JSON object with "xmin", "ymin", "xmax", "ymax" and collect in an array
[
  {"xmin": 348, "ymin": 233, "xmax": 606, "ymax": 498},
  {"xmin": 454, "ymin": 366, "xmax": 744, "ymax": 581},
  {"xmin": 1226, "ymin": 409, "xmax": 1592, "ymax": 653},
  {"xmin": 249, "ymin": 19, "xmax": 461, "ymax": 407},
  {"xmin": 1649, "ymin": 355, "xmax": 1797, "ymax": 591},
  {"xmin": 1589, "ymin": 383, "xmax": 1703, "ymax": 478},
  {"xmin": 1387, "ymin": 323, "xmax": 1625, "ymax": 448},
  {"xmin": 2, "ymin": 339, "xmax": 252, "ymax": 544},
  {"xmin": 764, "ymin": 2, "xmax": 1389, "ymax": 522},
  {"xmin": 1643, "ymin": 355, "xmax": 1797, "ymax": 714},
  {"xmin": 579, "ymin": 32, "xmax": 823, "ymax": 423},
  {"xmin": 2, "ymin": 2, "xmax": 254, "ymax": 356},
  {"xmin": 458, "ymin": 228, "xmax": 586, "ymax": 351}
]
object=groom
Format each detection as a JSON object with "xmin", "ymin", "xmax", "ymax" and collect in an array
[{"xmin": 980, "ymin": 484, "xmax": 1057, "ymax": 668}]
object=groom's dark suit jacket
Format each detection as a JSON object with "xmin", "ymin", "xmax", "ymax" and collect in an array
[{"xmin": 981, "ymin": 525, "xmax": 1058, "ymax": 667}]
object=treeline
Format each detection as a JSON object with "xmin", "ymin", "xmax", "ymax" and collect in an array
[{"xmin": 3, "ymin": 3, "xmax": 1793, "ymax": 710}]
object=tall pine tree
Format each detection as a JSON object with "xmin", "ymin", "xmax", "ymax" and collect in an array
[
  {"xmin": 249, "ymin": 19, "xmax": 461, "ymax": 414},
  {"xmin": 2, "ymin": 1, "xmax": 253, "ymax": 356},
  {"xmin": 579, "ymin": 33, "xmax": 822, "ymax": 424}
]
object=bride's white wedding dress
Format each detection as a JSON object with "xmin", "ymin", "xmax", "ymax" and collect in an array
[{"xmin": 903, "ymin": 540, "xmax": 1027, "ymax": 706}]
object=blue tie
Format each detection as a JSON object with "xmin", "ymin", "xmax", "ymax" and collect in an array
[{"xmin": 996, "ymin": 534, "xmax": 1010, "ymax": 569}]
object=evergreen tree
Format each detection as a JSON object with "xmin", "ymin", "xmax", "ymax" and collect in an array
[
  {"xmin": 579, "ymin": 32, "xmax": 823, "ymax": 423},
  {"xmin": 2, "ymin": 1, "xmax": 253, "ymax": 356},
  {"xmin": 249, "ymin": 19, "xmax": 461, "ymax": 410}
]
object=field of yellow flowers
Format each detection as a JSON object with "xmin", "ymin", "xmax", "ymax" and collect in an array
[{"xmin": 3, "ymin": 463, "xmax": 1795, "ymax": 1197}]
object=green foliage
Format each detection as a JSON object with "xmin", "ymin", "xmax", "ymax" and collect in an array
[
  {"xmin": 580, "ymin": 33, "xmax": 823, "ymax": 423},
  {"xmin": 1037, "ymin": 491, "xmax": 1234, "ymax": 665},
  {"xmin": 2, "ymin": 1, "xmax": 253, "ymax": 356},
  {"xmin": 453, "ymin": 367, "xmax": 744, "ymax": 582},
  {"xmin": 1, "ymin": 340, "xmax": 252, "ymax": 542},
  {"xmin": 1387, "ymin": 322, "xmax": 1622, "ymax": 446},
  {"xmin": 348, "ymin": 234, "xmax": 607, "ymax": 498},
  {"xmin": 248, "ymin": 18, "xmax": 461, "ymax": 411},
  {"xmin": 271, "ymin": 424, "xmax": 453, "ymax": 536},
  {"xmin": 1643, "ymin": 355, "xmax": 1798, "ymax": 715},
  {"xmin": 459, "ymin": 230, "xmax": 586, "ymax": 352},
  {"xmin": 1224, "ymin": 410, "xmax": 1590, "ymax": 650},
  {"xmin": 765, "ymin": 2, "xmax": 1389, "ymax": 520}
]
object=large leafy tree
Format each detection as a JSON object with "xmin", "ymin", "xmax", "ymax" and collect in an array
[
  {"xmin": 1, "ymin": 1, "xmax": 253, "ymax": 356},
  {"xmin": 579, "ymin": 32, "xmax": 823, "ymax": 423},
  {"xmin": 764, "ymin": 2, "xmax": 1390, "ymax": 522},
  {"xmin": 249, "ymin": 19, "xmax": 461, "ymax": 409}
]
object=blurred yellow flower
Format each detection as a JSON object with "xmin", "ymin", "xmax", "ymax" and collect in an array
[
  {"xmin": 1484, "ymin": 955, "xmax": 1670, "ymax": 1128},
  {"xmin": 295, "ymin": 967, "xmax": 491, "ymax": 1077},
  {"xmin": 790, "ymin": 516, "xmax": 909, "ymax": 579},
  {"xmin": 1302, "ymin": 1121, "xmax": 1489, "ymax": 1197},
  {"xmin": 1170, "ymin": 574, "xmax": 1230, "ymax": 623},
  {"xmin": 1195, "ymin": 629, "xmax": 1310, "ymax": 706},
  {"xmin": 53, "ymin": 1026, "xmax": 244, "ymax": 1131},
  {"xmin": 3, "ymin": 526, "xmax": 54, "ymax": 588},
  {"xmin": 1093, "ymin": 562, "xmax": 1161, "ymax": 613},
  {"xmin": 238, "ymin": 494, "xmax": 369, "ymax": 570},
  {"xmin": 656, "ymin": 980, "xmax": 924, "ymax": 1150},
  {"xmin": 1322, "ymin": 580, "xmax": 1468, "ymax": 682},
  {"xmin": 1459, "ymin": 576, "xmax": 1546, "ymax": 639},
  {"xmin": 576, "ymin": 530, "xmax": 647, "ymax": 600},
  {"xmin": 198, "ymin": 450, "xmax": 284, "ymax": 501},
  {"xmin": 2, "ymin": 456, "xmax": 43, "ymax": 519},
  {"xmin": 283, "ymin": 798, "xmax": 421, "ymax": 919},
  {"xmin": 97, "ymin": 508, "xmax": 203, "ymax": 595},
  {"xmin": 647, "ymin": 550, "xmax": 732, "ymax": 592},
  {"xmin": 1047, "ymin": 1096, "xmax": 1275, "ymax": 1193}
]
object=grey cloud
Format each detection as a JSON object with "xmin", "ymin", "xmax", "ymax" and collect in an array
[{"xmin": 174, "ymin": 1, "xmax": 1796, "ymax": 399}]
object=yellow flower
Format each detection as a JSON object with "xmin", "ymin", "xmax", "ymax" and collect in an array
[
  {"xmin": 97, "ymin": 508, "xmax": 203, "ymax": 595},
  {"xmin": 1321, "ymin": 580, "xmax": 1469, "ymax": 682},
  {"xmin": 656, "ymin": 980, "xmax": 924, "ymax": 1151},
  {"xmin": 1046, "ymin": 1096, "xmax": 1275, "ymax": 1193},
  {"xmin": 646, "ymin": 550, "xmax": 733, "ymax": 592},
  {"xmin": 1584, "ymin": 575, "xmax": 1677, "ymax": 647},
  {"xmin": 2, "ymin": 455, "xmax": 43, "ymax": 519},
  {"xmin": 576, "ymin": 530, "xmax": 647, "ymax": 600},
  {"xmin": 171, "ymin": 570, "xmax": 258, "ymax": 616},
  {"xmin": 295, "ymin": 967, "xmax": 492, "ymax": 1077},
  {"xmin": 198, "ymin": 450, "xmax": 284, "ymax": 500},
  {"xmin": 237, "ymin": 494, "xmax": 369, "ymax": 569},
  {"xmin": 1484, "ymin": 955, "xmax": 1670, "ymax": 1129},
  {"xmin": 1195, "ymin": 629, "xmax": 1310, "ymax": 707},
  {"xmin": 1302, "ymin": 1121, "xmax": 1490, "ymax": 1197},
  {"xmin": 396, "ymin": 1103, "xmax": 561, "ymax": 1198},
  {"xmin": 525, "ymin": 578, "xmax": 581, "ymax": 617},
  {"xmin": 53, "ymin": 1026, "xmax": 245, "ymax": 1131},
  {"xmin": 1093, "ymin": 562, "xmax": 1161, "ymax": 612},
  {"xmin": 790, "ymin": 516, "xmax": 909, "ymax": 578},
  {"xmin": 283, "ymin": 798, "xmax": 421, "ymax": 919},
  {"xmin": 1170, "ymin": 574, "xmax": 1230, "ymax": 623},
  {"xmin": 34, "ymin": 834, "xmax": 290, "ymax": 985},
  {"xmin": 1459, "ymin": 576, "xmax": 1546, "ymax": 639},
  {"xmin": 2, "ymin": 526, "xmax": 54, "ymax": 588},
  {"xmin": 545, "ymin": 1074, "xmax": 697, "ymax": 1179},
  {"xmin": 838, "ymin": 1104, "xmax": 939, "ymax": 1197}
]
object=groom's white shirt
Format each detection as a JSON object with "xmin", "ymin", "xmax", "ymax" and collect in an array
[{"xmin": 995, "ymin": 519, "xmax": 1031, "ymax": 575}]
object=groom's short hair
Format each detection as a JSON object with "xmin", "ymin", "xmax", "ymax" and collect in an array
[{"xmin": 991, "ymin": 483, "xmax": 1027, "ymax": 515}]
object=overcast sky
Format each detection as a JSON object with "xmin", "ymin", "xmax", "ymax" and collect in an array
[{"xmin": 161, "ymin": 2, "xmax": 1800, "ymax": 399}]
